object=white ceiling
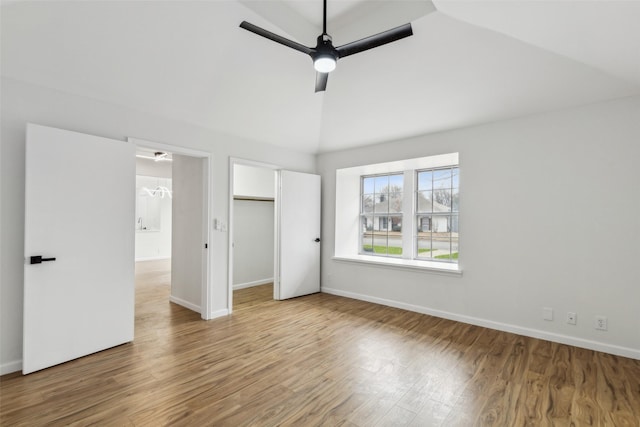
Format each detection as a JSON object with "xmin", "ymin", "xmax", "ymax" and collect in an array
[{"xmin": 2, "ymin": 1, "xmax": 639, "ymax": 154}]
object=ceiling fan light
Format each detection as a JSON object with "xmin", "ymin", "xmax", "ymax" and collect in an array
[{"xmin": 314, "ymin": 56, "xmax": 336, "ymax": 73}]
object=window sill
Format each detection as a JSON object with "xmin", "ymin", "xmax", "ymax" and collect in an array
[{"xmin": 332, "ymin": 255, "xmax": 462, "ymax": 276}]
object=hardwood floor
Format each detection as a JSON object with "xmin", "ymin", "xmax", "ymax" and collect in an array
[
  {"xmin": 2, "ymin": 260, "xmax": 639, "ymax": 426},
  {"xmin": 233, "ymin": 283, "xmax": 274, "ymax": 312}
]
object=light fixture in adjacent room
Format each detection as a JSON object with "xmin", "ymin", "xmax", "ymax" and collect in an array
[
  {"xmin": 154, "ymin": 152, "xmax": 168, "ymax": 162},
  {"xmin": 135, "ymin": 151, "xmax": 173, "ymax": 162}
]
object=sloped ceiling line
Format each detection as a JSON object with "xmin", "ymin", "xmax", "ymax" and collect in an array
[{"xmin": 2, "ymin": 1, "xmax": 639, "ymax": 154}]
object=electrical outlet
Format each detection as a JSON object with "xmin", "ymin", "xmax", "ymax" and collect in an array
[
  {"xmin": 542, "ymin": 307, "xmax": 553, "ymax": 321},
  {"xmin": 566, "ymin": 312, "xmax": 577, "ymax": 325},
  {"xmin": 595, "ymin": 315, "xmax": 608, "ymax": 331}
]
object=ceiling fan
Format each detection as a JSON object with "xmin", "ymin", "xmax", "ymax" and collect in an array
[{"xmin": 240, "ymin": 0, "xmax": 413, "ymax": 92}]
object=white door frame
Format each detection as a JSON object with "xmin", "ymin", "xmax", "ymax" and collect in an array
[
  {"xmin": 129, "ymin": 138, "xmax": 213, "ymax": 320},
  {"xmin": 228, "ymin": 157, "xmax": 279, "ymax": 313}
]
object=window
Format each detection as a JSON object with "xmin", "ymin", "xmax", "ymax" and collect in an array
[
  {"xmin": 358, "ymin": 167, "xmax": 459, "ymax": 263},
  {"xmin": 416, "ymin": 167, "xmax": 459, "ymax": 262},
  {"xmin": 337, "ymin": 153, "xmax": 460, "ymax": 273},
  {"xmin": 360, "ymin": 173, "xmax": 403, "ymax": 256}
]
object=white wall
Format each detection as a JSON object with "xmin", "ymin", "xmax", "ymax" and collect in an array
[
  {"xmin": 233, "ymin": 164, "xmax": 275, "ymax": 199},
  {"xmin": 0, "ymin": 77, "xmax": 316, "ymax": 374},
  {"xmin": 170, "ymin": 155, "xmax": 204, "ymax": 311},
  {"xmin": 317, "ymin": 95, "xmax": 640, "ymax": 359},
  {"xmin": 232, "ymin": 199, "xmax": 275, "ymax": 288}
]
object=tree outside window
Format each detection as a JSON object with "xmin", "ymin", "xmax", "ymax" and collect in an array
[
  {"xmin": 360, "ymin": 173, "xmax": 403, "ymax": 256},
  {"xmin": 416, "ymin": 167, "xmax": 459, "ymax": 262},
  {"xmin": 359, "ymin": 166, "xmax": 459, "ymax": 263}
]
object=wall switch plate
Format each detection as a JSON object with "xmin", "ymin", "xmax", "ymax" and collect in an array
[
  {"xmin": 566, "ymin": 312, "xmax": 577, "ymax": 325},
  {"xmin": 595, "ymin": 315, "xmax": 608, "ymax": 331},
  {"xmin": 543, "ymin": 307, "xmax": 553, "ymax": 321}
]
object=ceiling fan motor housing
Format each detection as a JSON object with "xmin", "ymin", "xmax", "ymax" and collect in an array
[{"xmin": 312, "ymin": 34, "xmax": 339, "ymax": 71}]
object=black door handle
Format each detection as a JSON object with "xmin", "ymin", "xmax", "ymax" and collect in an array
[
  {"xmin": 30, "ymin": 256, "xmax": 56, "ymax": 264},
  {"xmin": 314, "ymin": 238, "xmax": 321, "ymax": 242}
]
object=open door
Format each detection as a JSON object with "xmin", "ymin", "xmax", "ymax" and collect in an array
[
  {"xmin": 275, "ymin": 170, "xmax": 321, "ymax": 300},
  {"xmin": 23, "ymin": 124, "xmax": 135, "ymax": 374}
]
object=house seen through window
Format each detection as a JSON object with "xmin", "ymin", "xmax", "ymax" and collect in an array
[
  {"xmin": 361, "ymin": 173, "xmax": 403, "ymax": 255},
  {"xmin": 358, "ymin": 166, "xmax": 459, "ymax": 263},
  {"xmin": 416, "ymin": 167, "xmax": 459, "ymax": 262},
  {"xmin": 335, "ymin": 152, "xmax": 459, "ymax": 272}
]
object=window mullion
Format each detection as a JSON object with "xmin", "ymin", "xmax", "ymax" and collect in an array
[{"xmin": 402, "ymin": 169, "xmax": 413, "ymax": 259}]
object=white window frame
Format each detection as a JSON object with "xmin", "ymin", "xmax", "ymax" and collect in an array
[
  {"xmin": 415, "ymin": 166, "xmax": 460, "ymax": 264},
  {"xmin": 359, "ymin": 172, "xmax": 405, "ymax": 258},
  {"xmin": 335, "ymin": 153, "xmax": 461, "ymax": 274}
]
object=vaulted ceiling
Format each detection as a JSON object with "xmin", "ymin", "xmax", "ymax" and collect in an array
[{"xmin": 2, "ymin": 1, "xmax": 639, "ymax": 154}]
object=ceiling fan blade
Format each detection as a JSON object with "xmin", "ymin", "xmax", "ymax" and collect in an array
[
  {"xmin": 240, "ymin": 21, "xmax": 313, "ymax": 56},
  {"xmin": 315, "ymin": 72, "xmax": 329, "ymax": 93},
  {"xmin": 336, "ymin": 23, "xmax": 413, "ymax": 58}
]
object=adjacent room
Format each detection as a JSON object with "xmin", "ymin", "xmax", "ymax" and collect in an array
[
  {"xmin": 1, "ymin": 0, "xmax": 639, "ymax": 425},
  {"xmin": 135, "ymin": 149, "xmax": 174, "ymax": 319}
]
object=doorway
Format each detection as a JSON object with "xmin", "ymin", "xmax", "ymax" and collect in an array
[
  {"xmin": 130, "ymin": 138, "xmax": 212, "ymax": 319},
  {"xmin": 229, "ymin": 159, "xmax": 322, "ymax": 312},
  {"xmin": 229, "ymin": 160, "xmax": 278, "ymax": 312},
  {"xmin": 134, "ymin": 148, "xmax": 174, "ymax": 322}
]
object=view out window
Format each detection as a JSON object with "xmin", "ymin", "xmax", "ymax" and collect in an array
[
  {"xmin": 336, "ymin": 153, "xmax": 459, "ymax": 272},
  {"xmin": 358, "ymin": 166, "xmax": 459, "ymax": 264},
  {"xmin": 360, "ymin": 173, "xmax": 403, "ymax": 256},
  {"xmin": 416, "ymin": 167, "xmax": 459, "ymax": 262}
]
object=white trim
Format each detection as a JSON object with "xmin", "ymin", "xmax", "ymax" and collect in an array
[
  {"xmin": 129, "ymin": 137, "xmax": 213, "ymax": 321},
  {"xmin": 208, "ymin": 308, "xmax": 230, "ymax": 319},
  {"xmin": 229, "ymin": 157, "xmax": 279, "ymax": 171},
  {"xmin": 134, "ymin": 256, "xmax": 171, "ymax": 262},
  {"xmin": 1, "ymin": 359, "xmax": 22, "ymax": 375},
  {"xmin": 274, "ymin": 170, "xmax": 282, "ymax": 300},
  {"xmin": 321, "ymin": 287, "xmax": 640, "ymax": 361},
  {"xmin": 332, "ymin": 255, "xmax": 462, "ymax": 275},
  {"xmin": 130, "ymin": 138, "xmax": 209, "ymax": 159},
  {"xmin": 201, "ymin": 156, "xmax": 212, "ymax": 319},
  {"xmin": 233, "ymin": 278, "xmax": 274, "ymax": 290},
  {"xmin": 169, "ymin": 296, "xmax": 201, "ymax": 313}
]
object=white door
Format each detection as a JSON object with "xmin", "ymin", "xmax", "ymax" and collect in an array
[
  {"xmin": 23, "ymin": 124, "xmax": 135, "ymax": 374},
  {"xmin": 275, "ymin": 170, "xmax": 321, "ymax": 300}
]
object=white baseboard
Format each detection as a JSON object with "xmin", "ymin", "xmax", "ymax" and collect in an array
[
  {"xmin": 1, "ymin": 359, "xmax": 22, "ymax": 375},
  {"xmin": 135, "ymin": 256, "xmax": 171, "ymax": 262},
  {"xmin": 233, "ymin": 278, "xmax": 274, "ymax": 290},
  {"xmin": 321, "ymin": 287, "xmax": 640, "ymax": 361},
  {"xmin": 169, "ymin": 295, "xmax": 201, "ymax": 313},
  {"xmin": 207, "ymin": 309, "xmax": 230, "ymax": 320}
]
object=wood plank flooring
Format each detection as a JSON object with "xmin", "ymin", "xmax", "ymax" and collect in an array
[{"xmin": 1, "ymin": 259, "xmax": 639, "ymax": 426}]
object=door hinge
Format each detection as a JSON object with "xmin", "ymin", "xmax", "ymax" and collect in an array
[{"xmin": 205, "ymin": 243, "xmax": 208, "ymax": 249}]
